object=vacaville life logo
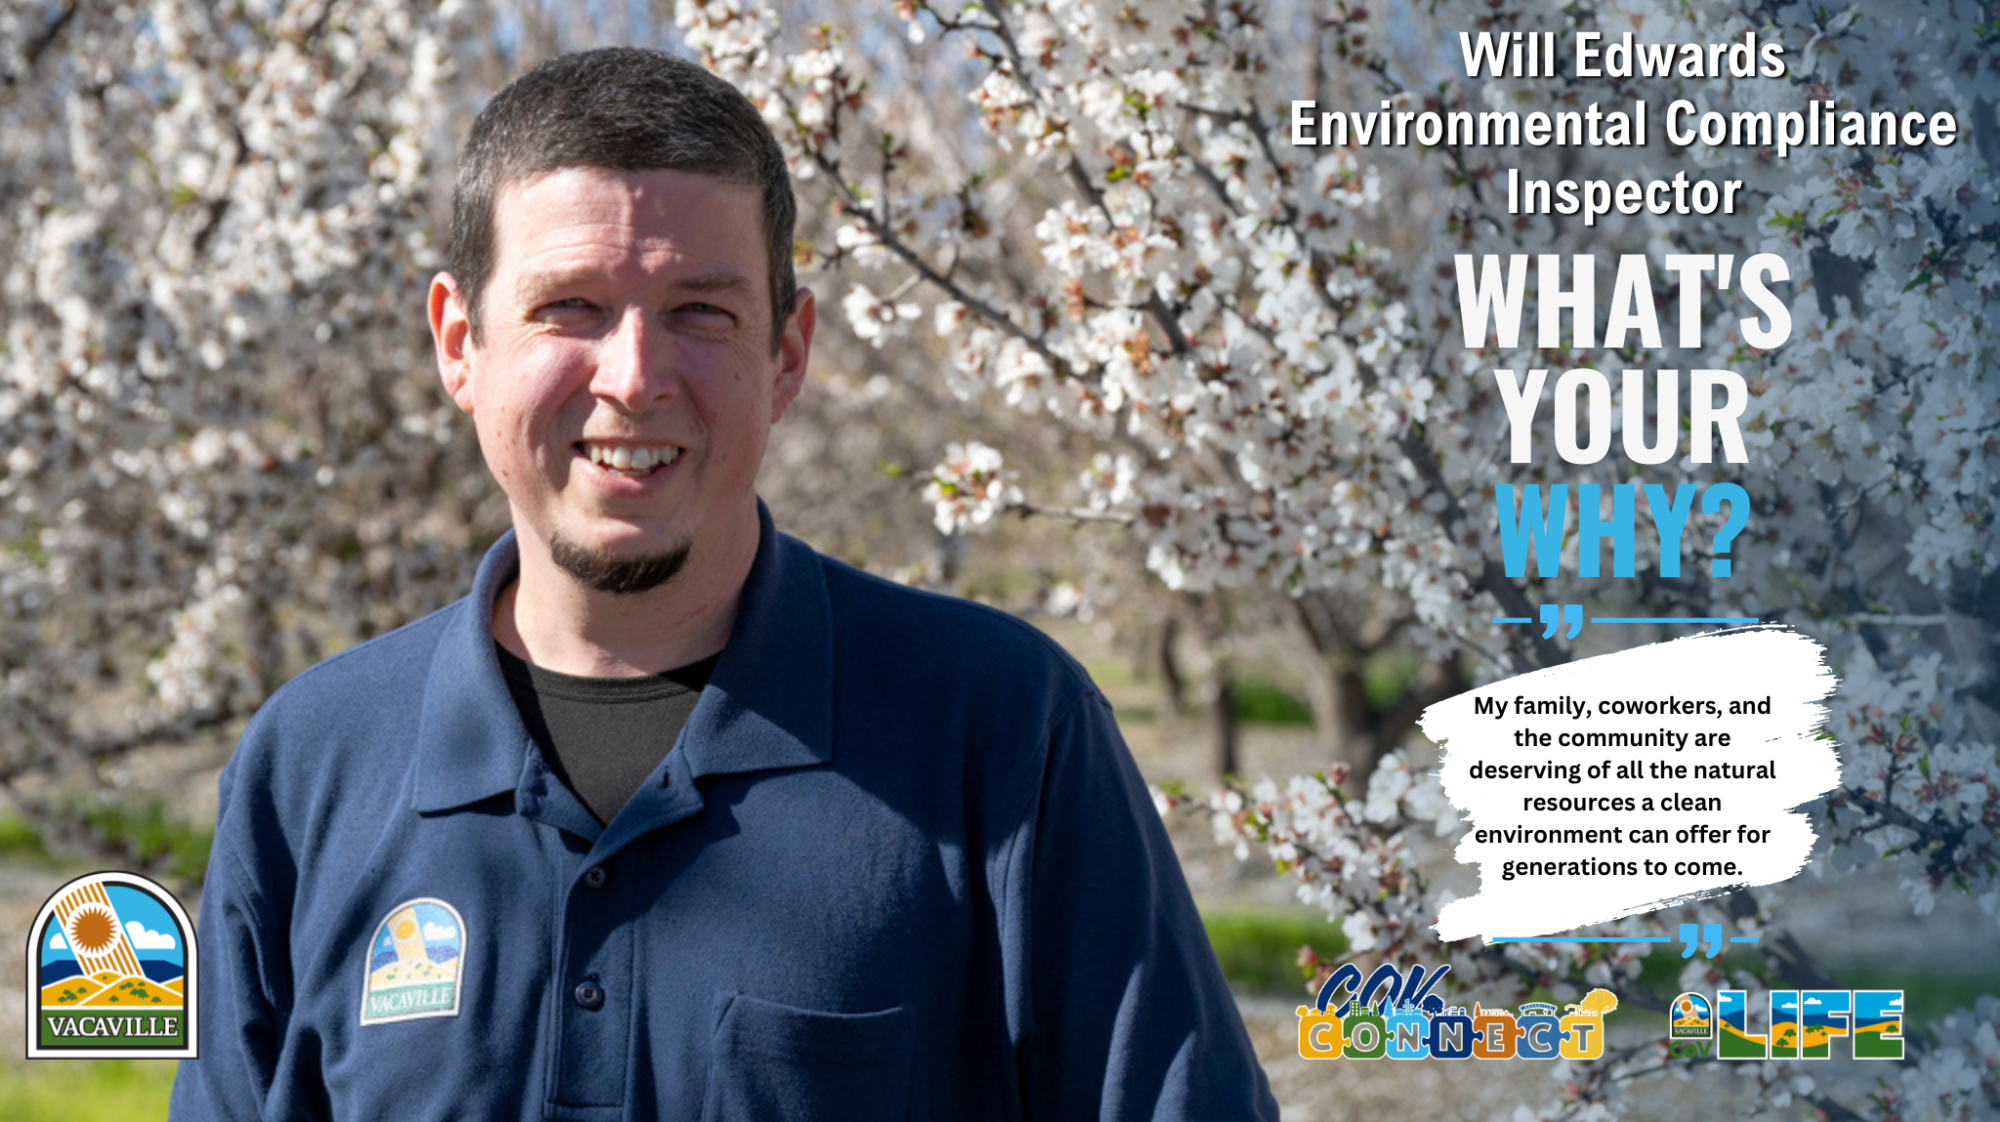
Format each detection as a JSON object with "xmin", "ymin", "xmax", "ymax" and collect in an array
[
  {"xmin": 1293, "ymin": 961, "xmax": 1621, "ymax": 1060},
  {"xmin": 1666, "ymin": 987, "xmax": 1905, "ymax": 1060},
  {"xmin": 25, "ymin": 871, "xmax": 196, "ymax": 1058}
]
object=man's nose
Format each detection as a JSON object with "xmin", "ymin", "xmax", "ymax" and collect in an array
[{"xmin": 590, "ymin": 308, "xmax": 679, "ymax": 412}]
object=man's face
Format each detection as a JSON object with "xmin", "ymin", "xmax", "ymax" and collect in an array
[{"xmin": 432, "ymin": 167, "xmax": 812, "ymax": 592}]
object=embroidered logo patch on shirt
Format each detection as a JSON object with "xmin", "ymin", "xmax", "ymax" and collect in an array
[{"xmin": 359, "ymin": 898, "xmax": 465, "ymax": 1025}]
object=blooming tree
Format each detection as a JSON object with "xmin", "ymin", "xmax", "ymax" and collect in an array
[
  {"xmin": 677, "ymin": 0, "xmax": 2000, "ymax": 1116},
  {"xmin": 3, "ymin": 0, "xmax": 1996, "ymax": 1116},
  {"xmin": 0, "ymin": 0, "xmax": 516, "ymax": 786}
]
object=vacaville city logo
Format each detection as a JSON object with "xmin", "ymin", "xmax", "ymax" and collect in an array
[
  {"xmin": 1666, "ymin": 987, "xmax": 1904, "ymax": 1060},
  {"xmin": 359, "ymin": 897, "xmax": 465, "ymax": 1025},
  {"xmin": 25, "ymin": 871, "xmax": 196, "ymax": 1059},
  {"xmin": 1293, "ymin": 961, "xmax": 1620, "ymax": 1060}
]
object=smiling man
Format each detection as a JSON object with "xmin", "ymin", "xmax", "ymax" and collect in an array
[{"xmin": 170, "ymin": 48, "xmax": 1276, "ymax": 1121}]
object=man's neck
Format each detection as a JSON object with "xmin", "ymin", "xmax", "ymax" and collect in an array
[{"xmin": 495, "ymin": 524, "xmax": 757, "ymax": 678}]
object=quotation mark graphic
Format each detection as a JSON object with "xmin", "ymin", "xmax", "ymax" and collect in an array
[
  {"xmin": 1678, "ymin": 922, "xmax": 1724, "ymax": 959},
  {"xmin": 1539, "ymin": 603, "xmax": 1583, "ymax": 640}
]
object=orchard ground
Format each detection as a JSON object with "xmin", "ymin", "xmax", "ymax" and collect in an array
[{"xmin": 0, "ymin": 619, "xmax": 1992, "ymax": 1120}]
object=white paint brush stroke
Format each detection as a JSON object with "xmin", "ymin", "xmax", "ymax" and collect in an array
[{"xmin": 1424, "ymin": 625, "xmax": 1838, "ymax": 942}]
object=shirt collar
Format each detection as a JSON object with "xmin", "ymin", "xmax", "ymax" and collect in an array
[{"xmin": 412, "ymin": 501, "xmax": 835, "ymax": 815}]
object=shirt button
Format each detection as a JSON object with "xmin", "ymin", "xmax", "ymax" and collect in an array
[
  {"xmin": 574, "ymin": 978, "xmax": 604, "ymax": 1010},
  {"xmin": 582, "ymin": 866, "xmax": 607, "ymax": 889}
]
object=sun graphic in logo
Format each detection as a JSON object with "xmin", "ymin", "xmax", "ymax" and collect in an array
[{"xmin": 67, "ymin": 904, "xmax": 119, "ymax": 956}]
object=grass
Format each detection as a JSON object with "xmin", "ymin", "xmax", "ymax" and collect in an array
[
  {"xmin": 74, "ymin": 798, "xmax": 212, "ymax": 883},
  {"xmin": 1361, "ymin": 649, "xmax": 1422, "ymax": 710},
  {"xmin": 0, "ymin": 812, "xmax": 54, "ymax": 864},
  {"xmin": 1204, "ymin": 908, "xmax": 1349, "ymax": 994},
  {"xmin": 0, "ymin": 1059, "xmax": 177, "ymax": 1118},
  {"xmin": 1229, "ymin": 678, "xmax": 1314, "ymax": 726},
  {"xmin": 0, "ymin": 799, "xmax": 213, "ymax": 883},
  {"xmin": 1229, "ymin": 652, "xmax": 1427, "ymax": 728}
]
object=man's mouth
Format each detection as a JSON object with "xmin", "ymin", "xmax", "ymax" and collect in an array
[{"xmin": 577, "ymin": 442, "xmax": 683, "ymax": 477}]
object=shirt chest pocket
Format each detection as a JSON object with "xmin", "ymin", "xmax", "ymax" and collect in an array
[{"xmin": 702, "ymin": 992, "xmax": 912, "ymax": 1122}]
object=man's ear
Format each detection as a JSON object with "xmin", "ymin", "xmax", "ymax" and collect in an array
[
  {"xmin": 770, "ymin": 287, "xmax": 815, "ymax": 424},
  {"xmin": 429, "ymin": 272, "xmax": 477, "ymax": 413}
]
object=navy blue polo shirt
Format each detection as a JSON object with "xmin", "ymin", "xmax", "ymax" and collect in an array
[{"xmin": 169, "ymin": 505, "xmax": 1277, "ymax": 1120}]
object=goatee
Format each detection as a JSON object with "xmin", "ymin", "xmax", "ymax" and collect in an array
[{"xmin": 548, "ymin": 533, "xmax": 691, "ymax": 595}]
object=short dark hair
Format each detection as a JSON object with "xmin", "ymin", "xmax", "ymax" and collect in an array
[{"xmin": 449, "ymin": 48, "xmax": 797, "ymax": 348}]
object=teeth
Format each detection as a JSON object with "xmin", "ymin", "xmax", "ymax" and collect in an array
[{"xmin": 583, "ymin": 443, "xmax": 680, "ymax": 473}]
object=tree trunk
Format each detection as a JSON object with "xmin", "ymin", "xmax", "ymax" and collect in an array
[
  {"xmin": 1286, "ymin": 594, "xmax": 1372, "ymax": 778},
  {"xmin": 1200, "ymin": 594, "xmax": 1238, "ymax": 779},
  {"xmin": 1209, "ymin": 666, "xmax": 1239, "ymax": 779},
  {"xmin": 1943, "ymin": 564, "xmax": 2000, "ymax": 745},
  {"xmin": 1154, "ymin": 614, "xmax": 1187, "ymax": 716}
]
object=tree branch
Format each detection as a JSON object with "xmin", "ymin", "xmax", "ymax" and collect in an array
[{"xmin": 0, "ymin": 703, "xmax": 244, "ymax": 785}]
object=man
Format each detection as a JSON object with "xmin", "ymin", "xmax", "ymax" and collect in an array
[{"xmin": 171, "ymin": 48, "xmax": 1277, "ymax": 1120}]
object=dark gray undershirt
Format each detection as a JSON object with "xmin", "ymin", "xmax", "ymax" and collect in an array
[{"xmin": 496, "ymin": 644, "xmax": 720, "ymax": 825}]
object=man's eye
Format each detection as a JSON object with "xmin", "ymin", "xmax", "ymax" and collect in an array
[
  {"xmin": 680, "ymin": 302, "xmax": 732, "ymax": 319},
  {"xmin": 537, "ymin": 298, "xmax": 597, "ymax": 318}
]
